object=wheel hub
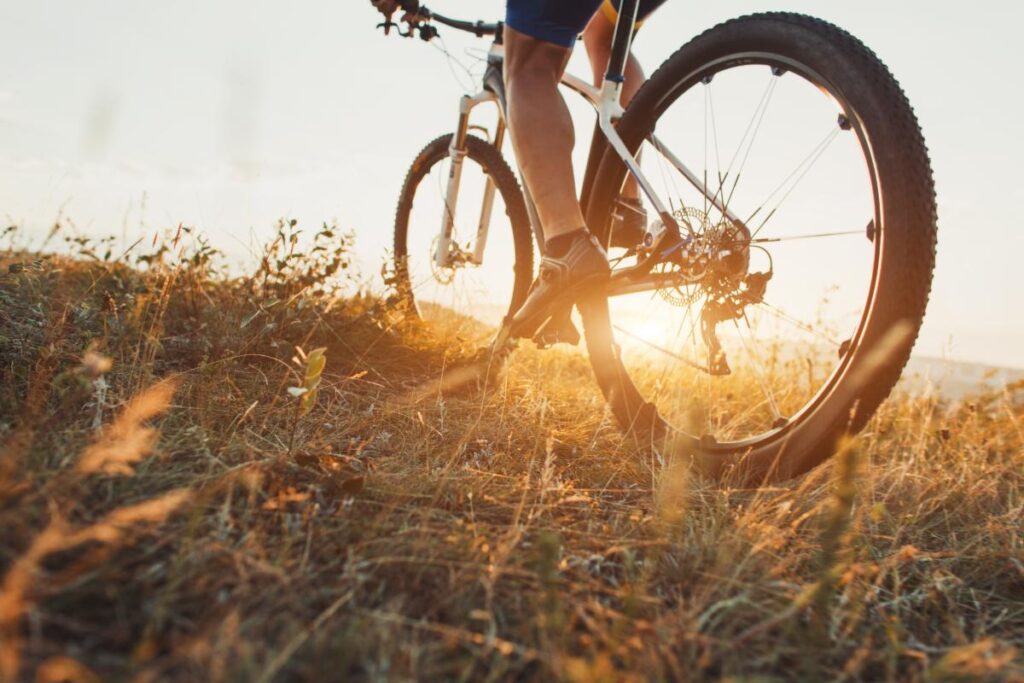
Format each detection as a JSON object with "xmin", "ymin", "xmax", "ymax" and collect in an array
[
  {"xmin": 429, "ymin": 236, "xmax": 475, "ymax": 285},
  {"xmin": 645, "ymin": 207, "xmax": 769, "ymax": 376},
  {"xmin": 650, "ymin": 207, "xmax": 753, "ymax": 307}
]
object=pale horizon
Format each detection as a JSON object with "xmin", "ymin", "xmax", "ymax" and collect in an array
[{"xmin": 2, "ymin": 0, "xmax": 1021, "ymax": 369}]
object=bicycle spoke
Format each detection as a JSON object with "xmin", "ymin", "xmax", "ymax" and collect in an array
[
  {"xmin": 746, "ymin": 126, "xmax": 841, "ymax": 238},
  {"xmin": 733, "ymin": 314, "xmax": 783, "ymax": 422},
  {"xmin": 720, "ymin": 72, "xmax": 779, "ymax": 217},
  {"xmin": 705, "ymin": 80, "xmax": 725, "ymax": 217},
  {"xmin": 679, "ymin": 293, "xmax": 705, "ymax": 354},
  {"xmin": 648, "ymin": 136, "xmax": 685, "ymax": 217},
  {"xmin": 626, "ymin": 294, "xmax": 707, "ymax": 428},
  {"xmin": 748, "ymin": 229, "xmax": 862, "ymax": 244},
  {"xmin": 756, "ymin": 301, "xmax": 840, "ymax": 347},
  {"xmin": 613, "ymin": 323, "xmax": 709, "ymax": 373},
  {"xmin": 648, "ymin": 71, "xmax": 780, "ymax": 231},
  {"xmin": 706, "ymin": 81, "xmax": 723, "ymax": 184},
  {"xmin": 631, "ymin": 294, "xmax": 718, "ymax": 435}
]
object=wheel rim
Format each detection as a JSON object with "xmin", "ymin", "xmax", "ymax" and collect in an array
[{"xmin": 599, "ymin": 54, "xmax": 884, "ymax": 449}]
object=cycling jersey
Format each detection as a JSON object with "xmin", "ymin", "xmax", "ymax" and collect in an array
[{"xmin": 506, "ymin": 0, "xmax": 668, "ymax": 48}]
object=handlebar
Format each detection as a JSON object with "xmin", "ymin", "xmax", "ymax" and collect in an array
[{"xmin": 381, "ymin": 1, "xmax": 501, "ymax": 40}]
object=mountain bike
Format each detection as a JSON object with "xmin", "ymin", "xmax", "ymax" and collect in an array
[{"xmin": 382, "ymin": 1, "xmax": 937, "ymax": 482}]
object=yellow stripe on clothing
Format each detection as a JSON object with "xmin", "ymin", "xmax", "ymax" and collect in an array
[{"xmin": 600, "ymin": 0, "xmax": 646, "ymax": 28}]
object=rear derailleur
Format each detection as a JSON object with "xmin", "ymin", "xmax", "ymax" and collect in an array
[{"xmin": 700, "ymin": 271, "xmax": 772, "ymax": 376}]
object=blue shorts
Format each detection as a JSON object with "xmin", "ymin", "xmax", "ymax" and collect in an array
[{"xmin": 506, "ymin": 0, "xmax": 667, "ymax": 48}]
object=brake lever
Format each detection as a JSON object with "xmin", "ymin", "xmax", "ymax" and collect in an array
[
  {"xmin": 376, "ymin": 20, "xmax": 438, "ymax": 41},
  {"xmin": 376, "ymin": 20, "xmax": 407, "ymax": 36}
]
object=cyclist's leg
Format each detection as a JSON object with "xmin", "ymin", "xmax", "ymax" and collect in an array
[
  {"xmin": 502, "ymin": 1, "xmax": 616, "ymax": 338},
  {"xmin": 582, "ymin": 0, "xmax": 668, "ymax": 202},
  {"xmin": 504, "ymin": 0, "xmax": 605, "ymax": 242},
  {"xmin": 503, "ymin": 1, "xmax": 611, "ymax": 337},
  {"xmin": 582, "ymin": 10, "xmax": 645, "ymax": 202},
  {"xmin": 503, "ymin": 26, "xmax": 583, "ymax": 241}
]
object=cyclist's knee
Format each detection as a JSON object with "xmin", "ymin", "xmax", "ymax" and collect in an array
[{"xmin": 504, "ymin": 26, "xmax": 571, "ymax": 90}]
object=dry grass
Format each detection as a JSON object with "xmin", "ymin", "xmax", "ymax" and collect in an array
[{"xmin": 0, "ymin": 223, "xmax": 1021, "ymax": 682}]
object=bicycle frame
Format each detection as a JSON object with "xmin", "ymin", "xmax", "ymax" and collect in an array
[{"xmin": 432, "ymin": 0, "xmax": 740, "ymax": 298}]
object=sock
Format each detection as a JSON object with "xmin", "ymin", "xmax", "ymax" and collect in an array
[{"xmin": 545, "ymin": 228, "xmax": 586, "ymax": 258}]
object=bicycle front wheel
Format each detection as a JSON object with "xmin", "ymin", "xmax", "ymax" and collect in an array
[
  {"xmin": 394, "ymin": 134, "xmax": 534, "ymax": 338},
  {"xmin": 580, "ymin": 13, "xmax": 937, "ymax": 482}
]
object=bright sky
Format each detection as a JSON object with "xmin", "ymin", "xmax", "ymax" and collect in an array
[{"xmin": 1, "ymin": 0, "xmax": 1021, "ymax": 368}]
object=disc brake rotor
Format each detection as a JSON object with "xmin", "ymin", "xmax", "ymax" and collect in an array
[
  {"xmin": 429, "ymin": 235, "xmax": 478, "ymax": 285},
  {"xmin": 656, "ymin": 207, "xmax": 713, "ymax": 307},
  {"xmin": 428, "ymin": 236, "xmax": 458, "ymax": 285}
]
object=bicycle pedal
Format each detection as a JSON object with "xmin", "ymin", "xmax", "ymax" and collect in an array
[{"xmin": 532, "ymin": 310, "xmax": 580, "ymax": 348}]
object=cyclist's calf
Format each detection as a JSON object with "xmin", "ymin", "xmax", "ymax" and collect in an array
[{"xmin": 503, "ymin": 27, "xmax": 587, "ymax": 241}]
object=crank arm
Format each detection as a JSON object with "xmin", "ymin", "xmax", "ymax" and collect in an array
[
  {"xmin": 606, "ymin": 267, "xmax": 700, "ymax": 298},
  {"xmin": 605, "ymin": 231, "xmax": 695, "ymax": 292}
]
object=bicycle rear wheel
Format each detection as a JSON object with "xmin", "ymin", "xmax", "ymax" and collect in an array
[{"xmin": 580, "ymin": 13, "xmax": 937, "ymax": 482}]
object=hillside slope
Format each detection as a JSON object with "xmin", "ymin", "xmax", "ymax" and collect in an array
[{"xmin": 1, "ymin": 232, "xmax": 1022, "ymax": 682}]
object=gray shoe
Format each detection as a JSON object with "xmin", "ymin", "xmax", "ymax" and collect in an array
[{"xmin": 508, "ymin": 231, "xmax": 610, "ymax": 340}]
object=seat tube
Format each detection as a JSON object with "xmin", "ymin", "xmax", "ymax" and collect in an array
[
  {"xmin": 471, "ymin": 119, "xmax": 505, "ymax": 264},
  {"xmin": 435, "ymin": 95, "xmax": 474, "ymax": 269},
  {"xmin": 604, "ymin": 0, "xmax": 640, "ymax": 84}
]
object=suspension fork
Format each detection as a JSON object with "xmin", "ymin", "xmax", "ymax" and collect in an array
[
  {"xmin": 472, "ymin": 118, "xmax": 505, "ymax": 264},
  {"xmin": 436, "ymin": 90, "xmax": 498, "ymax": 269}
]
